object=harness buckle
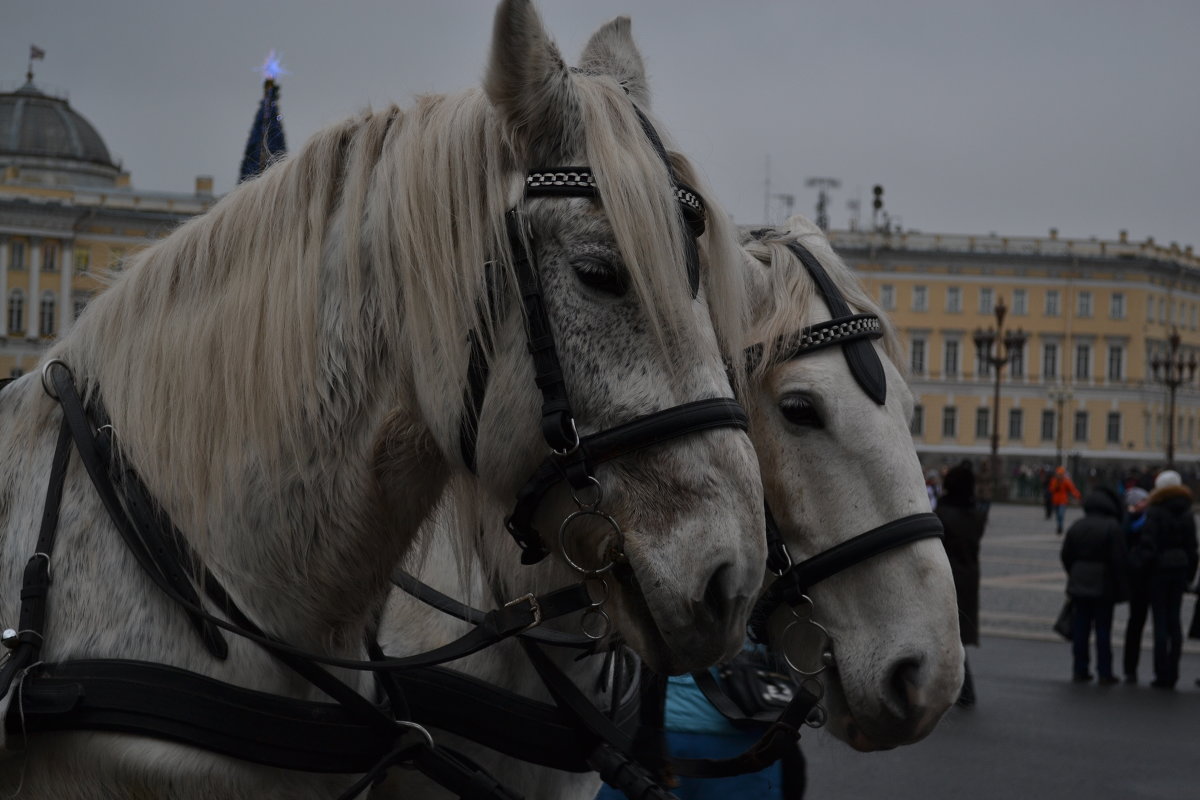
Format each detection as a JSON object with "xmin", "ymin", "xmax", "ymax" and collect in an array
[{"xmin": 504, "ymin": 593, "xmax": 542, "ymax": 632}]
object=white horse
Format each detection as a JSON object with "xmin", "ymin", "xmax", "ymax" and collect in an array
[
  {"xmin": 375, "ymin": 214, "xmax": 963, "ymax": 799},
  {"xmin": 0, "ymin": 1, "xmax": 764, "ymax": 796}
]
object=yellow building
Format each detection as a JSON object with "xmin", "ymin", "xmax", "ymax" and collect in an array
[
  {"xmin": 0, "ymin": 75, "xmax": 215, "ymax": 378},
  {"xmin": 830, "ymin": 228, "xmax": 1200, "ymax": 486}
]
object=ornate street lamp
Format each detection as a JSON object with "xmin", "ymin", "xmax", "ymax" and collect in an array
[
  {"xmin": 973, "ymin": 297, "xmax": 1028, "ymax": 500},
  {"xmin": 1150, "ymin": 327, "xmax": 1198, "ymax": 469},
  {"xmin": 1047, "ymin": 383, "xmax": 1074, "ymax": 468}
]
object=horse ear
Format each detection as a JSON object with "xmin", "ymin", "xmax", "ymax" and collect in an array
[
  {"xmin": 578, "ymin": 16, "xmax": 649, "ymax": 108},
  {"xmin": 485, "ymin": 0, "xmax": 582, "ymax": 163}
]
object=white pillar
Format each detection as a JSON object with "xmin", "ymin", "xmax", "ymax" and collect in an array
[
  {"xmin": 26, "ymin": 238, "xmax": 40, "ymax": 340},
  {"xmin": 58, "ymin": 239, "xmax": 73, "ymax": 337}
]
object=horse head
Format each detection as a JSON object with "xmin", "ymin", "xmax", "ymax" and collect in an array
[
  {"xmin": 456, "ymin": 1, "xmax": 764, "ymax": 674},
  {"xmin": 740, "ymin": 217, "xmax": 963, "ymax": 750}
]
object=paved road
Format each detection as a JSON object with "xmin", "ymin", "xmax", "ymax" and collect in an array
[{"xmin": 803, "ymin": 502, "xmax": 1200, "ymax": 800}]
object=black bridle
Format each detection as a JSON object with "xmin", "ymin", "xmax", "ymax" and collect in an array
[
  {"xmin": 665, "ymin": 235, "xmax": 945, "ymax": 782},
  {"xmin": 745, "ymin": 236, "xmax": 943, "ymax": 646},
  {"xmin": 459, "ymin": 113, "xmax": 750, "ymax": 568}
]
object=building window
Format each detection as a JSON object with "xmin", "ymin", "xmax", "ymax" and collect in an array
[
  {"xmin": 1077, "ymin": 291, "xmax": 1092, "ymax": 318},
  {"xmin": 1043, "ymin": 343, "xmax": 1058, "ymax": 382},
  {"xmin": 976, "ymin": 407, "xmax": 990, "ymax": 439},
  {"xmin": 942, "ymin": 406, "xmax": 957, "ymax": 439},
  {"xmin": 911, "ymin": 404, "xmax": 924, "ymax": 436},
  {"xmin": 7, "ymin": 289, "xmax": 24, "ymax": 333},
  {"xmin": 41, "ymin": 241, "xmax": 59, "ymax": 273},
  {"xmin": 1009, "ymin": 342, "xmax": 1025, "ymax": 379},
  {"xmin": 1074, "ymin": 410, "xmax": 1088, "ymax": 442},
  {"xmin": 10, "ymin": 242, "xmax": 25, "ymax": 271},
  {"xmin": 1041, "ymin": 409, "xmax": 1055, "ymax": 441},
  {"xmin": 911, "ymin": 339, "xmax": 926, "ymax": 375},
  {"xmin": 1045, "ymin": 290, "xmax": 1060, "ymax": 316},
  {"xmin": 947, "ymin": 286, "xmax": 962, "ymax": 313},
  {"xmin": 913, "ymin": 286, "xmax": 928, "ymax": 312},
  {"xmin": 944, "ymin": 340, "xmax": 959, "ymax": 377},
  {"xmin": 1146, "ymin": 297, "xmax": 1154, "ymax": 323},
  {"xmin": 880, "ymin": 284, "xmax": 895, "ymax": 310},
  {"xmin": 979, "ymin": 287, "xmax": 993, "ymax": 314},
  {"xmin": 1159, "ymin": 298, "xmax": 1166, "ymax": 323},
  {"xmin": 1106, "ymin": 412, "xmax": 1121, "ymax": 444},
  {"xmin": 1012, "ymin": 289, "xmax": 1027, "ymax": 316},
  {"xmin": 73, "ymin": 296, "xmax": 89, "ymax": 321},
  {"xmin": 1110, "ymin": 293, "xmax": 1125, "ymax": 319},
  {"xmin": 1009, "ymin": 408, "xmax": 1023, "ymax": 440},
  {"xmin": 1075, "ymin": 343, "xmax": 1091, "ymax": 380},
  {"xmin": 74, "ymin": 248, "xmax": 90, "ymax": 272},
  {"xmin": 1107, "ymin": 345, "xmax": 1123, "ymax": 382},
  {"xmin": 38, "ymin": 291, "xmax": 55, "ymax": 337}
]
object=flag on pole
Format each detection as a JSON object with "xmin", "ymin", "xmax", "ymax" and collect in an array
[{"xmin": 30, "ymin": 45, "xmax": 45, "ymax": 61}]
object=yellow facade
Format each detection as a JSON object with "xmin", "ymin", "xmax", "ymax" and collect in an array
[
  {"xmin": 1, "ymin": 184, "xmax": 214, "ymax": 378},
  {"xmin": 0, "ymin": 79, "xmax": 216, "ymax": 378},
  {"xmin": 830, "ymin": 229, "xmax": 1200, "ymax": 475}
]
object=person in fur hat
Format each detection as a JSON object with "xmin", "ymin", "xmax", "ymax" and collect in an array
[{"xmin": 1133, "ymin": 470, "xmax": 1199, "ymax": 689}]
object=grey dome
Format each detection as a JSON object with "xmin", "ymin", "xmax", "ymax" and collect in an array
[{"xmin": 0, "ymin": 82, "xmax": 119, "ymax": 183}]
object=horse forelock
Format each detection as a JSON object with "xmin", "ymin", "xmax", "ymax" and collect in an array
[
  {"xmin": 743, "ymin": 217, "xmax": 903, "ymax": 378},
  {"xmin": 573, "ymin": 77, "xmax": 746, "ymax": 378}
]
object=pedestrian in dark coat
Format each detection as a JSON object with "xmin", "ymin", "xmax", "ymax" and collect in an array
[
  {"xmin": 935, "ymin": 461, "xmax": 987, "ymax": 706},
  {"xmin": 1060, "ymin": 486, "xmax": 1129, "ymax": 683},
  {"xmin": 1134, "ymin": 470, "xmax": 1199, "ymax": 689},
  {"xmin": 1121, "ymin": 487, "xmax": 1152, "ymax": 683}
]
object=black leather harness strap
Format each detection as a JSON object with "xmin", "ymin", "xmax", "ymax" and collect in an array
[
  {"xmin": 749, "ymin": 512, "xmax": 944, "ymax": 645},
  {"xmin": 505, "ymin": 398, "xmax": 749, "ymax": 563},
  {"xmin": 0, "ymin": 415, "xmax": 72, "ymax": 698},
  {"xmin": 518, "ymin": 639, "xmax": 679, "ymax": 800},
  {"xmin": 784, "ymin": 240, "xmax": 887, "ymax": 405},
  {"xmin": 8, "ymin": 659, "xmax": 393, "ymax": 772},
  {"xmin": 391, "ymin": 570, "xmax": 599, "ymax": 651}
]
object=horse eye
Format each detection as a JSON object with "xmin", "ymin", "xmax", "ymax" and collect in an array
[
  {"xmin": 779, "ymin": 393, "xmax": 823, "ymax": 428},
  {"xmin": 573, "ymin": 257, "xmax": 628, "ymax": 297}
]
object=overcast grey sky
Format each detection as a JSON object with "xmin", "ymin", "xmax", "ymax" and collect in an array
[{"xmin": 6, "ymin": 0, "xmax": 1199, "ymax": 246}]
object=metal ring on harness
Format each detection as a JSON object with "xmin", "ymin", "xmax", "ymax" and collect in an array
[
  {"xmin": 41, "ymin": 359, "xmax": 72, "ymax": 400},
  {"xmin": 551, "ymin": 418, "xmax": 581, "ymax": 457},
  {"xmin": 570, "ymin": 476, "xmax": 603, "ymax": 512},
  {"xmin": 394, "ymin": 719, "xmax": 436, "ymax": 750},
  {"xmin": 781, "ymin": 597, "xmax": 832, "ymax": 677},
  {"xmin": 557, "ymin": 510, "xmax": 624, "ymax": 577},
  {"xmin": 580, "ymin": 578, "xmax": 612, "ymax": 640}
]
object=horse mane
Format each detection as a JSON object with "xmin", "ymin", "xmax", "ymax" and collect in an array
[
  {"xmin": 51, "ymin": 74, "xmax": 747, "ymax": 545},
  {"xmin": 741, "ymin": 215, "xmax": 903, "ymax": 375}
]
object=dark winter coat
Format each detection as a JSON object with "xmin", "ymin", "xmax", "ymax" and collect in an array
[
  {"xmin": 1135, "ymin": 485, "xmax": 1199, "ymax": 581},
  {"xmin": 1061, "ymin": 488, "xmax": 1129, "ymax": 601},
  {"xmin": 935, "ymin": 498, "xmax": 986, "ymax": 646}
]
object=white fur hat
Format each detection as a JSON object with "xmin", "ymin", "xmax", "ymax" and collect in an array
[{"xmin": 1154, "ymin": 469, "xmax": 1182, "ymax": 490}]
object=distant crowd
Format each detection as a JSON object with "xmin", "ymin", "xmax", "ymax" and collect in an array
[
  {"xmin": 1057, "ymin": 467, "xmax": 1199, "ymax": 689},
  {"xmin": 925, "ymin": 461, "xmax": 1199, "ymax": 695}
]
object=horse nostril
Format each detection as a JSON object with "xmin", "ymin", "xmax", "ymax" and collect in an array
[
  {"xmin": 702, "ymin": 562, "xmax": 736, "ymax": 622},
  {"xmin": 887, "ymin": 655, "xmax": 924, "ymax": 718}
]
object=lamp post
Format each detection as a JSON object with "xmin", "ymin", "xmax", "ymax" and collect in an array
[
  {"xmin": 1047, "ymin": 383, "xmax": 1074, "ymax": 468},
  {"xmin": 974, "ymin": 297, "xmax": 1028, "ymax": 500},
  {"xmin": 1150, "ymin": 327, "xmax": 1197, "ymax": 469}
]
